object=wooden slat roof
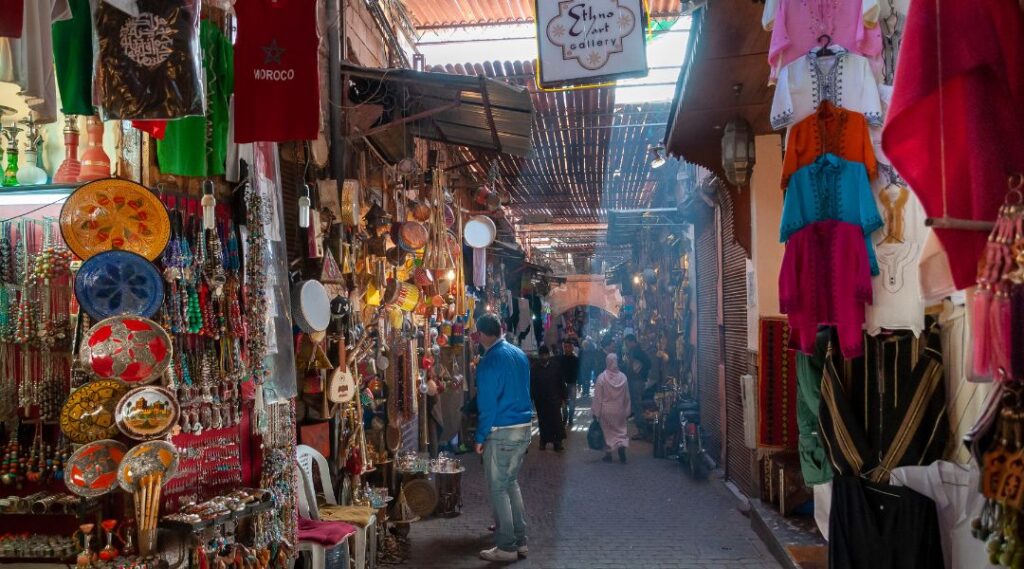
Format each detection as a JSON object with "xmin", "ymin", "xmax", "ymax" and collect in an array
[{"xmin": 429, "ymin": 60, "xmax": 675, "ymax": 231}]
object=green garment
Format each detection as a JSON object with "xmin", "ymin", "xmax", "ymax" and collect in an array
[
  {"xmin": 52, "ymin": 0, "xmax": 95, "ymax": 115},
  {"xmin": 796, "ymin": 332, "xmax": 833, "ymax": 486},
  {"xmin": 157, "ymin": 21, "xmax": 233, "ymax": 177}
]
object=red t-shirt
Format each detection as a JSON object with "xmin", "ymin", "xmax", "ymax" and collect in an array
[{"xmin": 233, "ymin": 0, "xmax": 320, "ymax": 143}]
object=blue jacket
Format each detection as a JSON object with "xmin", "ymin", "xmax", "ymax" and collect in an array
[{"xmin": 475, "ymin": 339, "xmax": 534, "ymax": 444}]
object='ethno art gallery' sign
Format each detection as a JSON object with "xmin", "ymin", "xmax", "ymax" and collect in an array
[{"xmin": 535, "ymin": 0, "xmax": 648, "ymax": 88}]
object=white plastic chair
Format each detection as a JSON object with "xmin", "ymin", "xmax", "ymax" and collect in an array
[
  {"xmin": 296, "ymin": 462, "xmax": 350, "ymax": 569},
  {"xmin": 296, "ymin": 445, "xmax": 376, "ymax": 569}
]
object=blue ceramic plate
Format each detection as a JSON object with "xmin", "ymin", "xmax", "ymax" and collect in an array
[{"xmin": 75, "ymin": 250, "xmax": 164, "ymax": 320}]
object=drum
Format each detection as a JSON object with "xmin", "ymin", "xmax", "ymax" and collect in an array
[
  {"xmin": 463, "ymin": 215, "xmax": 496, "ymax": 248},
  {"xmin": 291, "ymin": 280, "xmax": 331, "ymax": 333},
  {"xmin": 385, "ymin": 280, "xmax": 420, "ymax": 312},
  {"xmin": 398, "ymin": 221, "xmax": 428, "ymax": 252}
]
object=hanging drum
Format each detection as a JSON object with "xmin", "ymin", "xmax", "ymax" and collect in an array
[
  {"xmin": 398, "ymin": 221, "xmax": 428, "ymax": 252},
  {"xmin": 463, "ymin": 215, "xmax": 496, "ymax": 249},
  {"xmin": 385, "ymin": 280, "xmax": 420, "ymax": 312},
  {"xmin": 291, "ymin": 280, "xmax": 332, "ymax": 333}
]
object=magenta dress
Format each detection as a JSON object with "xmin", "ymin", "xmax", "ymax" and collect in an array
[
  {"xmin": 592, "ymin": 371, "xmax": 631, "ymax": 451},
  {"xmin": 779, "ymin": 220, "xmax": 874, "ymax": 358}
]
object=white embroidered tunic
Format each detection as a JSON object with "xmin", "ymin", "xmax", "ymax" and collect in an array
[{"xmin": 770, "ymin": 47, "xmax": 884, "ymax": 130}]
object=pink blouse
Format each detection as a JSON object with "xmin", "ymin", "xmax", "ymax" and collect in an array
[
  {"xmin": 779, "ymin": 220, "xmax": 874, "ymax": 358},
  {"xmin": 768, "ymin": 0, "xmax": 883, "ymax": 83}
]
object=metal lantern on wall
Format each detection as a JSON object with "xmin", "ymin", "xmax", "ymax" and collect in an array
[{"xmin": 721, "ymin": 116, "xmax": 755, "ymax": 187}]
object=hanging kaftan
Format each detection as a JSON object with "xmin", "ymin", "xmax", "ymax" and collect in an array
[
  {"xmin": 771, "ymin": 47, "xmax": 884, "ymax": 131},
  {"xmin": 863, "ymin": 169, "xmax": 929, "ymax": 336},
  {"xmin": 767, "ymin": 0, "xmax": 882, "ymax": 84},
  {"xmin": 781, "ymin": 102, "xmax": 877, "ymax": 189},
  {"xmin": 781, "ymin": 153, "xmax": 883, "ymax": 275},
  {"xmin": 780, "ymin": 221, "xmax": 874, "ymax": 358},
  {"xmin": 818, "ymin": 325, "xmax": 948, "ymax": 481}
]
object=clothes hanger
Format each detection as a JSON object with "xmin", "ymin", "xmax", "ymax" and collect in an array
[
  {"xmin": 862, "ymin": 481, "xmax": 903, "ymax": 499},
  {"xmin": 817, "ymin": 34, "xmax": 836, "ymax": 57}
]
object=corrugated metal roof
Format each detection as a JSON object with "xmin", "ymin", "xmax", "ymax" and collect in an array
[
  {"xmin": 341, "ymin": 62, "xmax": 534, "ymax": 161},
  {"xmin": 428, "ymin": 59, "xmax": 677, "ymax": 267},
  {"xmin": 404, "ymin": 0, "xmax": 682, "ymax": 28}
]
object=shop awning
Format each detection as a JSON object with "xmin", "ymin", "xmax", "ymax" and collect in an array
[
  {"xmin": 662, "ymin": 2, "xmax": 774, "ymax": 179},
  {"xmin": 341, "ymin": 63, "xmax": 534, "ymax": 164}
]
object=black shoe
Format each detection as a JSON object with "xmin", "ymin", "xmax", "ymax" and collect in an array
[
  {"xmin": 553, "ymin": 443, "xmax": 564, "ymax": 452},
  {"xmin": 602, "ymin": 453, "xmax": 613, "ymax": 463},
  {"xmin": 618, "ymin": 448, "xmax": 628, "ymax": 464}
]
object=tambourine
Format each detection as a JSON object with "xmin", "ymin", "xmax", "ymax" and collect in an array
[{"xmin": 291, "ymin": 280, "xmax": 331, "ymax": 333}]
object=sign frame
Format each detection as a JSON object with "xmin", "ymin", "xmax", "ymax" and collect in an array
[{"xmin": 534, "ymin": 0, "xmax": 650, "ymax": 90}]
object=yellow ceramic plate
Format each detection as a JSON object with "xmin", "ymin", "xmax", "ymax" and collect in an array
[
  {"xmin": 59, "ymin": 178, "xmax": 170, "ymax": 261},
  {"xmin": 117, "ymin": 440, "xmax": 180, "ymax": 492},
  {"xmin": 59, "ymin": 379, "xmax": 130, "ymax": 444}
]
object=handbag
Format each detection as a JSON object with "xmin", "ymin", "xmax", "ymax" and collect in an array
[{"xmin": 587, "ymin": 418, "xmax": 606, "ymax": 451}]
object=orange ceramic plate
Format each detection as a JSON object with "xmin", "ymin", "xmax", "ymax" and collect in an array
[
  {"xmin": 66, "ymin": 439, "xmax": 128, "ymax": 497},
  {"xmin": 59, "ymin": 178, "xmax": 170, "ymax": 261}
]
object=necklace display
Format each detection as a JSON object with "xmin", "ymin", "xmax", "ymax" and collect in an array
[{"xmin": 161, "ymin": 207, "xmax": 247, "ymax": 436}]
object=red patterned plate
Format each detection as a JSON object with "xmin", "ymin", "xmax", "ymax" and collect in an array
[
  {"xmin": 65, "ymin": 439, "xmax": 128, "ymax": 497},
  {"xmin": 80, "ymin": 316, "xmax": 172, "ymax": 384}
]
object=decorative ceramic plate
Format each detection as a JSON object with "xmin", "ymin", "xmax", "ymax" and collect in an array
[
  {"xmin": 60, "ymin": 379, "xmax": 130, "ymax": 443},
  {"xmin": 65, "ymin": 439, "xmax": 128, "ymax": 497},
  {"xmin": 80, "ymin": 316, "xmax": 172, "ymax": 384},
  {"xmin": 75, "ymin": 250, "xmax": 164, "ymax": 320},
  {"xmin": 117, "ymin": 440, "xmax": 180, "ymax": 492},
  {"xmin": 115, "ymin": 386, "xmax": 179, "ymax": 440},
  {"xmin": 59, "ymin": 178, "xmax": 170, "ymax": 261}
]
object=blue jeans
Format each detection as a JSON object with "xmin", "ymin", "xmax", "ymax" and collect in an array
[{"xmin": 484, "ymin": 425, "xmax": 531, "ymax": 552}]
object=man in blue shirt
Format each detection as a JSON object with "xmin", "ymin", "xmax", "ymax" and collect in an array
[{"xmin": 474, "ymin": 313, "xmax": 533, "ymax": 562}]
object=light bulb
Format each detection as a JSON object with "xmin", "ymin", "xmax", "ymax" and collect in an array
[
  {"xmin": 445, "ymin": 269, "xmax": 456, "ymax": 280},
  {"xmin": 201, "ymin": 180, "xmax": 216, "ymax": 230},
  {"xmin": 298, "ymin": 183, "xmax": 311, "ymax": 229}
]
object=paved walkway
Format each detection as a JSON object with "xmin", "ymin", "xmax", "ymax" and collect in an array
[{"xmin": 397, "ymin": 404, "xmax": 781, "ymax": 569}]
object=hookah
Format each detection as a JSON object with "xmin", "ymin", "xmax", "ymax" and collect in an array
[
  {"xmin": 53, "ymin": 115, "xmax": 81, "ymax": 184},
  {"xmin": 0, "ymin": 106, "xmax": 14, "ymax": 186},
  {"xmin": 77, "ymin": 115, "xmax": 110, "ymax": 181},
  {"xmin": 1, "ymin": 120, "xmax": 22, "ymax": 187},
  {"xmin": 16, "ymin": 117, "xmax": 47, "ymax": 186}
]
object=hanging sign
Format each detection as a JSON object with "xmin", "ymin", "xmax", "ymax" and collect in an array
[{"xmin": 535, "ymin": 0, "xmax": 649, "ymax": 89}]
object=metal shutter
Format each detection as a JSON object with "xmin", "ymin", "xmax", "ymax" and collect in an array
[
  {"xmin": 720, "ymin": 192, "xmax": 758, "ymax": 497},
  {"xmin": 695, "ymin": 220, "xmax": 722, "ymax": 463}
]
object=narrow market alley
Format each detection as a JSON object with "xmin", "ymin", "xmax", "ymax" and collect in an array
[{"xmin": 398, "ymin": 405, "xmax": 780, "ymax": 569}]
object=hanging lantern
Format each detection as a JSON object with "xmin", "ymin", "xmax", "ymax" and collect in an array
[{"xmin": 721, "ymin": 117, "xmax": 755, "ymax": 187}]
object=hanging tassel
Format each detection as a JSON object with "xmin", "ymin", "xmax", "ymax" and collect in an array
[
  {"xmin": 991, "ymin": 289, "xmax": 1013, "ymax": 380},
  {"xmin": 973, "ymin": 287, "xmax": 992, "ymax": 378}
]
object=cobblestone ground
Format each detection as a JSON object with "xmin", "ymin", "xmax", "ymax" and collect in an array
[{"xmin": 396, "ymin": 403, "xmax": 781, "ymax": 569}]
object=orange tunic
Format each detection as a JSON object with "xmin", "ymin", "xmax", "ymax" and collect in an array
[{"xmin": 781, "ymin": 102, "xmax": 877, "ymax": 190}]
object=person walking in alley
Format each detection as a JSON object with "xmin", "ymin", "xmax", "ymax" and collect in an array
[
  {"xmin": 592, "ymin": 353, "xmax": 631, "ymax": 463},
  {"xmin": 578, "ymin": 337, "xmax": 601, "ymax": 397},
  {"xmin": 622, "ymin": 334, "xmax": 652, "ymax": 440},
  {"xmin": 531, "ymin": 345, "xmax": 567, "ymax": 451},
  {"xmin": 474, "ymin": 313, "xmax": 534, "ymax": 562},
  {"xmin": 559, "ymin": 340, "xmax": 580, "ymax": 426}
]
